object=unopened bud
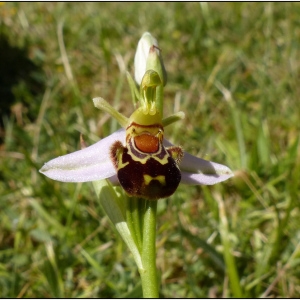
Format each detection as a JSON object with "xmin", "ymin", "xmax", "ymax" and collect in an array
[{"xmin": 134, "ymin": 32, "xmax": 167, "ymax": 86}]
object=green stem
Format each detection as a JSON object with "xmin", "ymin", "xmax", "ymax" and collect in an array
[{"xmin": 140, "ymin": 200, "xmax": 159, "ymax": 298}]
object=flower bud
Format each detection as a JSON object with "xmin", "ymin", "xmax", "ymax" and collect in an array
[{"xmin": 134, "ymin": 32, "xmax": 167, "ymax": 86}]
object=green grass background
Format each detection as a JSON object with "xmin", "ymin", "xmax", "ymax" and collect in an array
[{"xmin": 1, "ymin": 2, "xmax": 300, "ymax": 298}]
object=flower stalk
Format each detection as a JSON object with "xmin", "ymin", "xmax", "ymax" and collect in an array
[{"xmin": 140, "ymin": 200, "xmax": 159, "ymax": 298}]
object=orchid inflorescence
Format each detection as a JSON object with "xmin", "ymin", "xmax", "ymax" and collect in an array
[{"xmin": 39, "ymin": 32, "xmax": 233, "ymax": 297}]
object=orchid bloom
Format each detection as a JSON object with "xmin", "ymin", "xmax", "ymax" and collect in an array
[
  {"xmin": 39, "ymin": 32, "xmax": 233, "ymax": 199},
  {"xmin": 39, "ymin": 98, "xmax": 233, "ymax": 194}
]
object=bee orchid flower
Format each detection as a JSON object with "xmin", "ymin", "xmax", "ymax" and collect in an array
[{"xmin": 39, "ymin": 98, "xmax": 233, "ymax": 196}]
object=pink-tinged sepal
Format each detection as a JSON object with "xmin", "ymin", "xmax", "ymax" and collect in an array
[
  {"xmin": 39, "ymin": 129, "xmax": 125, "ymax": 182},
  {"xmin": 163, "ymin": 140, "xmax": 234, "ymax": 185}
]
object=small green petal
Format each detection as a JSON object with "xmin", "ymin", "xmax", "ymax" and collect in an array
[
  {"xmin": 162, "ymin": 111, "xmax": 185, "ymax": 127},
  {"xmin": 93, "ymin": 97, "xmax": 128, "ymax": 128}
]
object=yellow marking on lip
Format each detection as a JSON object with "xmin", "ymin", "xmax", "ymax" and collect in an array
[
  {"xmin": 127, "ymin": 139, "xmax": 170, "ymax": 165},
  {"xmin": 118, "ymin": 160, "xmax": 129, "ymax": 170},
  {"xmin": 115, "ymin": 147, "xmax": 129, "ymax": 170},
  {"xmin": 143, "ymin": 174, "xmax": 166, "ymax": 186}
]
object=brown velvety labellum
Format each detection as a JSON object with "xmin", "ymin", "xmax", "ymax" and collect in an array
[
  {"xmin": 134, "ymin": 134, "xmax": 159, "ymax": 153},
  {"xmin": 117, "ymin": 150, "xmax": 181, "ymax": 200}
]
